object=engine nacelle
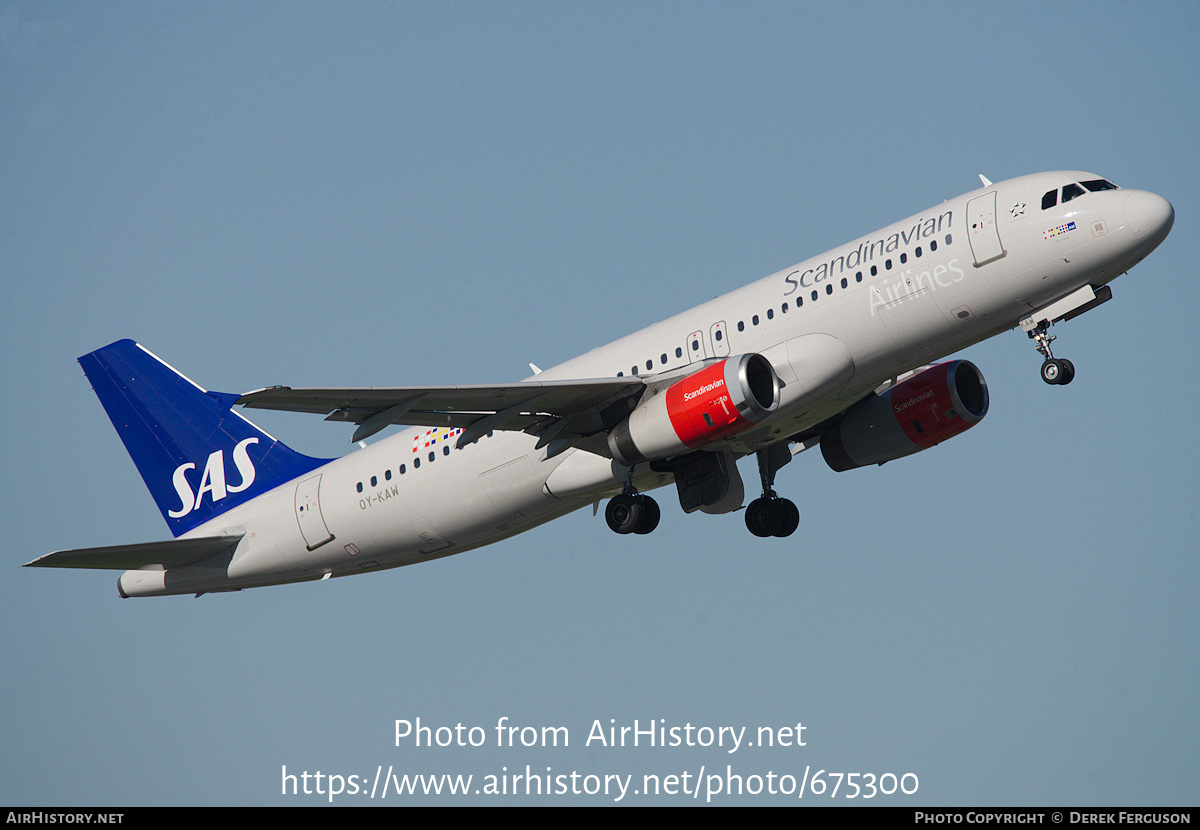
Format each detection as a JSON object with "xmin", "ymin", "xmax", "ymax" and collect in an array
[
  {"xmin": 608, "ymin": 353, "xmax": 781, "ymax": 466},
  {"xmin": 820, "ymin": 360, "xmax": 989, "ymax": 472}
]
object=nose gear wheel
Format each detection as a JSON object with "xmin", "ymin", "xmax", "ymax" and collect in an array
[{"xmin": 1029, "ymin": 323, "xmax": 1075, "ymax": 385}]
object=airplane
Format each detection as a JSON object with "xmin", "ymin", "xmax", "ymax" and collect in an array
[{"xmin": 26, "ymin": 171, "xmax": 1174, "ymax": 597}]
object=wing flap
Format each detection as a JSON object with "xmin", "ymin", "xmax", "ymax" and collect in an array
[{"xmin": 26, "ymin": 535, "xmax": 244, "ymax": 571}]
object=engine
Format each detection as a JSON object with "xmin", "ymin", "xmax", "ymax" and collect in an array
[
  {"xmin": 820, "ymin": 360, "xmax": 989, "ymax": 472},
  {"xmin": 608, "ymin": 353, "xmax": 781, "ymax": 466}
]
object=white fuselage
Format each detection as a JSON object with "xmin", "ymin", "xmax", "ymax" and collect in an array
[{"xmin": 117, "ymin": 171, "xmax": 1171, "ymax": 597}]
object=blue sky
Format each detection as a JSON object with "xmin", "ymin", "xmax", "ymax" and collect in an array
[{"xmin": 2, "ymin": 1, "xmax": 1197, "ymax": 806}]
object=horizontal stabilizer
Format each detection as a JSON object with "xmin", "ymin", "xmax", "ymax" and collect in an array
[{"xmin": 25, "ymin": 534, "xmax": 243, "ymax": 571}]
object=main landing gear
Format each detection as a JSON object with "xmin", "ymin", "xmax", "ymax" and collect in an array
[
  {"xmin": 605, "ymin": 492, "xmax": 661, "ymax": 535},
  {"xmin": 603, "ymin": 443, "xmax": 801, "ymax": 538},
  {"xmin": 745, "ymin": 444, "xmax": 799, "ymax": 538},
  {"xmin": 1029, "ymin": 322, "xmax": 1075, "ymax": 386},
  {"xmin": 745, "ymin": 495, "xmax": 799, "ymax": 538}
]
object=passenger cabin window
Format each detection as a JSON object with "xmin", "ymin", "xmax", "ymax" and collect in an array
[
  {"xmin": 1061, "ymin": 183, "xmax": 1085, "ymax": 203},
  {"xmin": 1042, "ymin": 189, "xmax": 1058, "ymax": 210}
]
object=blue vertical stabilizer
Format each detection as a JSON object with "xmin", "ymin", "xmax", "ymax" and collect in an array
[{"xmin": 80, "ymin": 340, "xmax": 330, "ymax": 536}]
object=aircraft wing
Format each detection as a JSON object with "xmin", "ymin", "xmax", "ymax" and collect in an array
[
  {"xmin": 25, "ymin": 534, "xmax": 244, "ymax": 570},
  {"xmin": 237, "ymin": 377, "xmax": 647, "ymax": 448}
]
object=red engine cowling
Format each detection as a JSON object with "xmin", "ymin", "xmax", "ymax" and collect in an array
[
  {"xmin": 820, "ymin": 360, "xmax": 989, "ymax": 472},
  {"xmin": 608, "ymin": 353, "xmax": 781, "ymax": 466}
]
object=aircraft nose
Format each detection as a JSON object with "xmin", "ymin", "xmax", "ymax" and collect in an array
[{"xmin": 1124, "ymin": 190, "xmax": 1174, "ymax": 247}]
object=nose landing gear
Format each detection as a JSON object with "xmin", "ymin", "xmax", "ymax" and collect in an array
[
  {"xmin": 1029, "ymin": 323, "xmax": 1075, "ymax": 385},
  {"xmin": 1039, "ymin": 356, "xmax": 1075, "ymax": 385},
  {"xmin": 1020, "ymin": 284, "xmax": 1113, "ymax": 386}
]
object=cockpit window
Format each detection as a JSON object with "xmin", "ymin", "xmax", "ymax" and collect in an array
[
  {"xmin": 1082, "ymin": 179, "xmax": 1118, "ymax": 192},
  {"xmin": 1061, "ymin": 183, "xmax": 1085, "ymax": 203},
  {"xmin": 1041, "ymin": 189, "xmax": 1058, "ymax": 210}
]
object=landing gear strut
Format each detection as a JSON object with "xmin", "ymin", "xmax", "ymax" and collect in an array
[
  {"xmin": 1020, "ymin": 284, "xmax": 1113, "ymax": 385},
  {"xmin": 605, "ymin": 493, "xmax": 660, "ymax": 535},
  {"xmin": 745, "ymin": 444, "xmax": 800, "ymax": 538},
  {"xmin": 1028, "ymin": 322, "xmax": 1074, "ymax": 385}
]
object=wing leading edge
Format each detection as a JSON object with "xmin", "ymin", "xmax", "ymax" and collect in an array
[{"xmin": 237, "ymin": 377, "xmax": 648, "ymax": 451}]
